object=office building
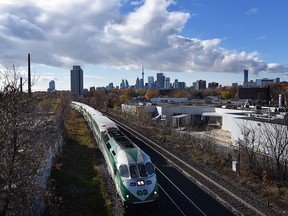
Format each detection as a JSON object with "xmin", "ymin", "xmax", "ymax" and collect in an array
[
  {"xmin": 148, "ymin": 76, "xmax": 154, "ymax": 89},
  {"xmin": 70, "ymin": 65, "xmax": 83, "ymax": 95},
  {"xmin": 164, "ymin": 77, "xmax": 171, "ymax": 89},
  {"xmin": 243, "ymin": 69, "xmax": 249, "ymax": 87},
  {"xmin": 256, "ymin": 78, "xmax": 280, "ymax": 87},
  {"xmin": 107, "ymin": 82, "xmax": 114, "ymax": 90},
  {"xmin": 195, "ymin": 80, "xmax": 206, "ymax": 90},
  {"xmin": 135, "ymin": 77, "xmax": 140, "ymax": 89},
  {"xmin": 157, "ymin": 73, "xmax": 165, "ymax": 89},
  {"xmin": 208, "ymin": 82, "xmax": 219, "ymax": 88},
  {"xmin": 178, "ymin": 82, "xmax": 186, "ymax": 89},
  {"xmin": 47, "ymin": 80, "xmax": 55, "ymax": 92},
  {"xmin": 173, "ymin": 79, "xmax": 179, "ymax": 89},
  {"xmin": 120, "ymin": 79, "xmax": 125, "ymax": 89}
]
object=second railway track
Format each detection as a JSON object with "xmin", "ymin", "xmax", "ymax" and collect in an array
[{"xmin": 108, "ymin": 114, "xmax": 280, "ymax": 216}]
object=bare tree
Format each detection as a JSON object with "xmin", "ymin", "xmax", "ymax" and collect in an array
[
  {"xmin": 237, "ymin": 121, "xmax": 260, "ymax": 173},
  {"xmin": 0, "ymin": 66, "xmax": 64, "ymax": 216},
  {"xmin": 259, "ymin": 122, "xmax": 288, "ymax": 179}
]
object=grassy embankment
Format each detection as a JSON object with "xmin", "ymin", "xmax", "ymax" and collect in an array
[{"xmin": 49, "ymin": 108, "xmax": 112, "ymax": 215}]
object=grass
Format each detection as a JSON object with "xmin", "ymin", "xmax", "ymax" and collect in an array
[{"xmin": 48, "ymin": 109, "xmax": 112, "ymax": 216}]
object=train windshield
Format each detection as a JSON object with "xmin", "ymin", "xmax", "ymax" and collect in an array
[
  {"xmin": 127, "ymin": 163, "xmax": 155, "ymax": 178},
  {"xmin": 145, "ymin": 162, "xmax": 155, "ymax": 175},
  {"xmin": 138, "ymin": 164, "xmax": 148, "ymax": 177},
  {"xmin": 129, "ymin": 164, "xmax": 139, "ymax": 178},
  {"xmin": 119, "ymin": 165, "xmax": 129, "ymax": 178}
]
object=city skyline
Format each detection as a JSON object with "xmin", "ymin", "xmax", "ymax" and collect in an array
[{"xmin": 0, "ymin": 0, "xmax": 288, "ymax": 91}]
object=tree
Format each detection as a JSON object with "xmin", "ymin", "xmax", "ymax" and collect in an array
[
  {"xmin": 135, "ymin": 88, "xmax": 146, "ymax": 96},
  {"xmin": 259, "ymin": 123, "xmax": 288, "ymax": 179},
  {"xmin": 145, "ymin": 89, "xmax": 159, "ymax": 101},
  {"xmin": 237, "ymin": 121, "xmax": 260, "ymax": 173},
  {"xmin": 221, "ymin": 90, "xmax": 233, "ymax": 100},
  {"xmin": 237, "ymin": 120, "xmax": 288, "ymax": 180},
  {"xmin": 171, "ymin": 89, "xmax": 187, "ymax": 98},
  {"xmin": 220, "ymin": 86, "xmax": 238, "ymax": 100},
  {"xmin": 0, "ymin": 66, "xmax": 64, "ymax": 215}
]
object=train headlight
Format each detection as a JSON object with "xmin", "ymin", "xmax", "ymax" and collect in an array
[
  {"xmin": 137, "ymin": 180, "xmax": 145, "ymax": 186},
  {"xmin": 126, "ymin": 194, "xmax": 130, "ymax": 199},
  {"xmin": 153, "ymin": 191, "xmax": 158, "ymax": 196}
]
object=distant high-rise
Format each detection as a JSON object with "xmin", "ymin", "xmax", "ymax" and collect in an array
[
  {"xmin": 157, "ymin": 73, "xmax": 165, "ymax": 89},
  {"xmin": 148, "ymin": 76, "xmax": 154, "ymax": 89},
  {"xmin": 173, "ymin": 79, "xmax": 179, "ymax": 89},
  {"xmin": 195, "ymin": 80, "xmax": 206, "ymax": 90},
  {"xmin": 244, "ymin": 69, "xmax": 248, "ymax": 83},
  {"xmin": 208, "ymin": 82, "xmax": 219, "ymax": 88},
  {"xmin": 47, "ymin": 80, "xmax": 55, "ymax": 92},
  {"xmin": 178, "ymin": 82, "xmax": 186, "ymax": 89},
  {"xmin": 108, "ymin": 82, "xmax": 114, "ymax": 90},
  {"xmin": 125, "ymin": 80, "xmax": 129, "ymax": 88},
  {"xmin": 164, "ymin": 77, "xmax": 170, "ymax": 89},
  {"xmin": 70, "ymin": 65, "xmax": 83, "ymax": 95},
  {"xmin": 135, "ymin": 77, "xmax": 140, "ymax": 89},
  {"xmin": 120, "ymin": 79, "xmax": 125, "ymax": 89}
]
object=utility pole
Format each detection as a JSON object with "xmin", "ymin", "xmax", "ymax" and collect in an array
[
  {"xmin": 28, "ymin": 53, "xmax": 31, "ymax": 96},
  {"xmin": 20, "ymin": 77, "xmax": 23, "ymax": 93}
]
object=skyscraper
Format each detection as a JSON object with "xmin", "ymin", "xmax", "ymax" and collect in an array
[
  {"xmin": 148, "ymin": 76, "xmax": 154, "ymax": 89},
  {"xmin": 135, "ymin": 77, "xmax": 140, "ymax": 89},
  {"xmin": 47, "ymin": 80, "xmax": 55, "ymax": 92},
  {"xmin": 244, "ymin": 69, "xmax": 248, "ymax": 83},
  {"xmin": 120, "ymin": 79, "xmax": 125, "ymax": 89},
  {"xmin": 173, "ymin": 79, "xmax": 179, "ymax": 89},
  {"xmin": 164, "ymin": 77, "xmax": 170, "ymax": 89},
  {"xmin": 70, "ymin": 65, "xmax": 83, "ymax": 95},
  {"xmin": 157, "ymin": 73, "xmax": 165, "ymax": 89}
]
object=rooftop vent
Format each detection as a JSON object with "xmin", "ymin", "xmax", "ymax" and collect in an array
[{"xmin": 107, "ymin": 128, "xmax": 134, "ymax": 148}]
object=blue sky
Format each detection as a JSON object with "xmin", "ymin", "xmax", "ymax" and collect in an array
[{"xmin": 0, "ymin": 0, "xmax": 287, "ymax": 91}]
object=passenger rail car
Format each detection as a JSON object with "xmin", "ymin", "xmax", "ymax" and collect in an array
[{"xmin": 70, "ymin": 101, "xmax": 159, "ymax": 206}]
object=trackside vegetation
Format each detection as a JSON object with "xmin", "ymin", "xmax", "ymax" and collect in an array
[{"xmin": 46, "ymin": 108, "xmax": 112, "ymax": 216}]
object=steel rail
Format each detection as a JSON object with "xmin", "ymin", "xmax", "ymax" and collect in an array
[
  {"xmin": 156, "ymin": 167, "xmax": 207, "ymax": 216},
  {"xmin": 109, "ymin": 115, "xmax": 266, "ymax": 216},
  {"xmin": 158, "ymin": 184, "xmax": 186, "ymax": 216}
]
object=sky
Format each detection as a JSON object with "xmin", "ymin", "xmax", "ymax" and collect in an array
[{"xmin": 0, "ymin": 0, "xmax": 288, "ymax": 91}]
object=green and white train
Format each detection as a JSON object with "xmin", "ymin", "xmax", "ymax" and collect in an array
[{"xmin": 71, "ymin": 101, "xmax": 159, "ymax": 206}]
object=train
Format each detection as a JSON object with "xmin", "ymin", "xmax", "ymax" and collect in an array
[{"xmin": 70, "ymin": 101, "xmax": 159, "ymax": 207}]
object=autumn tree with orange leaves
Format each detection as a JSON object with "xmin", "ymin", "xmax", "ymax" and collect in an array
[{"xmin": 145, "ymin": 89, "xmax": 159, "ymax": 100}]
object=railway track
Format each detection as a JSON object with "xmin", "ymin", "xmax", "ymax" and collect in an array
[
  {"xmin": 157, "ymin": 167, "xmax": 207, "ymax": 216},
  {"xmin": 108, "ymin": 115, "xmax": 279, "ymax": 216}
]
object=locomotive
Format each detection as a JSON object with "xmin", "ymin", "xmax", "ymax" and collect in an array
[{"xmin": 71, "ymin": 101, "xmax": 159, "ymax": 206}]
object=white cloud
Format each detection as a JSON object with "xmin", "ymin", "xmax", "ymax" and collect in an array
[
  {"xmin": 267, "ymin": 63, "xmax": 288, "ymax": 73},
  {"xmin": 246, "ymin": 7, "xmax": 259, "ymax": 15},
  {"xmin": 256, "ymin": 35, "xmax": 268, "ymax": 41},
  {"xmin": 0, "ymin": 0, "xmax": 286, "ymax": 78}
]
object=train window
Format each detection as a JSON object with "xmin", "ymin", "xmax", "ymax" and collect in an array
[
  {"xmin": 129, "ymin": 165, "xmax": 139, "ymax": 178},
  {"xmin": 106, "ymin": 142, "xmax": 111, "ymax": 150},
  {"xmin": 138, "ymin": 164, "xmax": 148, "ymax": 177},
  {"xmin": 112, "ymin": 150, "xmax": 116, "ymax": 156},
  {"xmin": 119, "ymin": 165, "xmax": 129, "ymax": 178},
  {"xmin": 145, "ymin": 162, "xmax": 155, "ymax": 175},
  {"xmin": 102, "ymin": 133, "xmax": 109, "ymax": 143}
]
